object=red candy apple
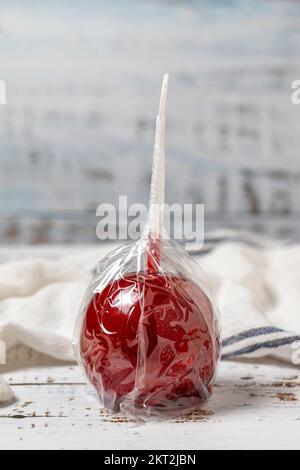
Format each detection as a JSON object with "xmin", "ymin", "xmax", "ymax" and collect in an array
[
  {"xmin": 80, "ymin": 268, "xmax": 220, "ymax": 413},
  {"xmin": 76, "ymin": 75, "xmax": 220, "ymax": 417}
]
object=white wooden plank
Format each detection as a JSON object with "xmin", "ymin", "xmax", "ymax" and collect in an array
[
  {"xmin": 0, "ymin": 248, "xmax": 300, "ymax": 449},
  {"xmin": 1, "ymin": 347, "xmax": 300, "ymax": 449},
  {"xmin": 1, "ymin": 345, "xmax": 81, "ymax": 385}
]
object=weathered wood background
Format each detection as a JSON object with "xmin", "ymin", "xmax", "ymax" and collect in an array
[{"xmin": 0, "ymin": 0, "xmax": 300, "ymax": 243}]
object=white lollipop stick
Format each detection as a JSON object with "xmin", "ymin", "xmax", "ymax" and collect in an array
[{"xmin": 147, "ymin": 74, "xmax": 169, "ymax": 239}]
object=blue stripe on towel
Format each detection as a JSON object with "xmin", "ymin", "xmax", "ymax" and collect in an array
[
  {"xmin": 222, "ymin": 327, "xmax": 285, "ymax": 348},
  {"xmin": 222, "ymin": 335, "xmax": 300, "ymax": 359}
]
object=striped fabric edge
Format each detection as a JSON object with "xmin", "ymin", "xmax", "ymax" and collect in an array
[
  {"xmin": 223, "ymin": 326, "xmax": 285, "ymax": 348},
  {"xmin": 222, "ymin": 327, "xmax": 300, "ymax": 359}
]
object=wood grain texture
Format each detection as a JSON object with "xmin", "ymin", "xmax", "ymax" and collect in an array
[
  {"xmin": 1, "ymin": 1, "xmax": 300, "ymax": 243},
  {"xmin": 0, "ymin": 246, "xmax": 300, "ymax": 449},
  {"xmin": 1, "ymin": 345, "xmax": 300, "ymax": 450}
]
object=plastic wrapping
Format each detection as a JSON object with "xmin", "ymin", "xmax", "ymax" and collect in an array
[
  {"xmin": 74, "ymin": 236, "xmax": 220, "ymax": 419},
  {"xmin": 73, "ymin": 75, "xmax": 221, "ymax": 420}
]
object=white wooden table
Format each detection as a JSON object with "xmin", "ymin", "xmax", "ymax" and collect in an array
[
  {"xmin": 0, "ymin": 245, "xmax": 300, "ymax": 450},
  {"xmin": 1, "ymin": 345, "xmax": 300, "ymax": 450}
]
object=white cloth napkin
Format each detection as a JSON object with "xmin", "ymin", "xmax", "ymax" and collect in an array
[
  {"xmin": 0, "ymin": 242, "xmax": 300, "ymax": 401},
  {"xmin": 201, "ymin": 243, "xmax": 300, "ymax": 364}
]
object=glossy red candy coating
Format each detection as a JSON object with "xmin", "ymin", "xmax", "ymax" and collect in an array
[{"xmin": 80, "ymin": 272, "xmax": 220, "ymax": 412}]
